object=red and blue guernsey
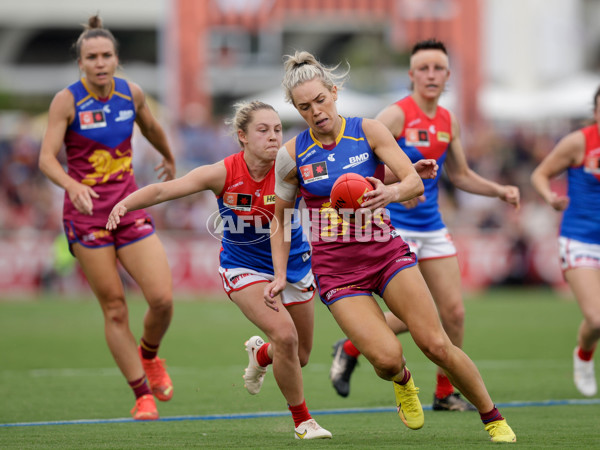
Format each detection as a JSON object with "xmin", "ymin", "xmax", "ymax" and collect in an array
[
  {"xmin": 561, "ymin": 124, "xmax": 600, "ymax": 245},
  {"xmin": 295, "ymin": 116, "xmax": 405, "ymax": 274},
  {"xmin": 388, "ymin": 95, "xmax": 453, "ymax": 231},
  {"xmin": 63, "ymin": 77, "xmax": 146, "ymax": 226},
  {"xmin": 217, "ymin": 151, "xmax": 311, "ymax": 282}
]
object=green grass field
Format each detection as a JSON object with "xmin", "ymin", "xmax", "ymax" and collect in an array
[{"xmin": 1, "ymin": 287, "xmax": 599, "ymax": 448}]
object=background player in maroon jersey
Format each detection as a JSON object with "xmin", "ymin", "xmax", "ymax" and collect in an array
[
  {"xmin": 38, "ymin": 15, "xmax": 176, "ymax": 420},
  {"xmin": 265, "ymin": 50, "xmax": 516, "ymax": 443},
  {"xmin": 330, "ymin": 39, "xmax": 520, "ymax": 412}
]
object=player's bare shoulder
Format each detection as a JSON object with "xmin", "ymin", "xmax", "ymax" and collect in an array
[
  {"xmin": 557, "ymin": 129, "xmax": 586, "ymax": 165},
  {"xmin": 126, "ymin": 81, "xmax": 147, "ymax": 111},
  {"xmin": 49, "ymin": 88, "xmax": 76, "ymax": 123},
  {"xmin": 282, "ymin": 137, "xmax": 297, "ymax": 158},
  {"xmin": 375, "ymin": 103, "xmax": 405, "ymax": 138}
]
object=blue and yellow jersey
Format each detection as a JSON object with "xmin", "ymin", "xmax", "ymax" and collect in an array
[
  {"xmin": 294, "ymin": 116, "xmax": 393, "ymax": 274},
  {"xmin": 63, "ymin": 77, "xmax": 144, "ymax": 225}
]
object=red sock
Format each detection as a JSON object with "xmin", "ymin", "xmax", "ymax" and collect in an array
[
  {"xmin": 577, "ymin": 346, "xmax": 595, "ymax": 362},
  {"xmin": 128, "ymin": 375, "xmax": 152, "ymax": 399},
  {"xmin": 343, "ymin": 339, "xmax": 361, "ymax": 358},
  {"xmin": 435, "ymin": 373, "xmax": 455, "ymax": 399},
  {"xmin": 288, "ymin": 400, "xmax": 312, "ymax": 427},
  {"xmin": 480, "ymin": 406, "xmax": 504, "ymax": 424},
  {"xmin": 256, "ymin": 342, "xmax": 273, "ymax": 367},
  {"xmin": 140, "ymin": 337, "xmax": 159, "ymax": 360}
]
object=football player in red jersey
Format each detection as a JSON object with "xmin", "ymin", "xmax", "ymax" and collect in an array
[
  {"xmin": 532, "ymin": 85, "xmax": 600, "ymax": 398},
  {"xmin": 107, "ymin": 101, "xmax": 332, "ymax": 440}
]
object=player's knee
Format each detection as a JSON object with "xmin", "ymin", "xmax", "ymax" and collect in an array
[
  {"xmin": 270, "ymin": 328, "xmax": 299, "ymax": 355},
  {"xmin": 298, "ymin": 349, "xmax": 311, "ymax": 367},
  {"xmin": 440, "ymin": 299, "xmax": 465, "ymax": 327},
  {"xmin": 586, "ymin": 313, "xmax": 600, "ymax": 334},
  {"xmin": 370, "ymin": 350, "xmax": 405, "ymax": 379},
  {"xmin": 418, "ymin": 335, "xmax": 450, "ymax": 366},
  {"xmin": 101, "ymin": 295, "xmax": 128, "ymax": 324},
  {"xmin": 147, "ymin": 292, "xmax": 173, "ymax": 315}
]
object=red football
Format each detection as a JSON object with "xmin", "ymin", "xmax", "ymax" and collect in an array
[{"xmin": 330, "ymin": 173, "xmax": 374, "ymax": 211}]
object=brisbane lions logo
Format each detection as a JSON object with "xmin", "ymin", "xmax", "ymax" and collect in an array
[{"xmin": 82, "ymin": 149, "xmax": 133, "ymax": 186}]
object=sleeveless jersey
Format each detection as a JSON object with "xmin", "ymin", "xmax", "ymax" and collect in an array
[
  {"xmin": 560, "ymin": 124, "xmax": 600, "ymax": 244},
  {"xmin": 217, "ymin": 151, "xmax": 311, "ymax": 282},
  {"xmin": 63, "ymin": 77, "xmax": 146, "ymax": 225},
  {"xmin": 388, "ymin": 95, "xmax": 452, "ymax": 231},
  {"xmin": 295, "ymin": 116, "xmax": 401, "ymax": 274}
]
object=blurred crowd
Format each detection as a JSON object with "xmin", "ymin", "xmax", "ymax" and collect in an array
[{"xmin": 0, "ymin": 109, "xmax": 588, "ymax": 286}]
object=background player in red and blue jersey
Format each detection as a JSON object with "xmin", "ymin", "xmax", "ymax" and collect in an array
[
  {"xmin": 330, "ymin": 39, "xmax": 521, "ymax": 413},
  {"xmin": 265, "ymin": 50, "xmax": 516, "ymax": 443},
  {"xmin": 107, "ymin": 101, "xmax": 332, "ymax": 440},
  {"xmin": 38, "ymin": 15, "xmax": 176, "ymax": 420},
  {"xmin": 531, "ymin": 86, "xmax": 600, "ymax": 398}
]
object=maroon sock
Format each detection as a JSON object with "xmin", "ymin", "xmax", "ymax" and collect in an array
[
  {"xmin": 140, "ymin": 338, "xmax": 159, "ymax": 360},
  {"xmin": 480, "ymin": 406, "xmax": 504, "ymax": 424},
  {"xmin": 256, "ymin": 342, "xmax": 273, "ymax": 367},
  {"xmin": 435, "ymin": 373, "xmax": 455, "ymax": 399},
  {"xmin": 577, "ymin": 346, "xmax": 595, "ymax": 362},
  {"xmin": 128, "ymin": 375, "xmax": 152, "ymax": 399},
  {"xmin": 288, "ymin": 400, "xmax": 312, "ymax": 427},
  {"xmin": 394, "ymin": 367, "xmax": 411, "ymax": 386}
]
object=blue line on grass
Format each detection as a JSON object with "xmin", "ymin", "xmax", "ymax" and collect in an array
[{"xmin": 2, "ymin": 398, "xmax": 599, "ymax": 428}]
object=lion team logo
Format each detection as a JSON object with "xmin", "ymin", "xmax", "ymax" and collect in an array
[
  {"xmin": 82, "ymin": 149, "xmax": 133, "ymax": 186},
  {"xmin": 79, "ymin": 110, "xmax": 107, "ymax": 130}
]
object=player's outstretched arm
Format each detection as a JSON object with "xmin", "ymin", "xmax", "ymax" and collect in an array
[{"xmin": 106, "ymin": 162, "xmax": 226, "ymax": 230}]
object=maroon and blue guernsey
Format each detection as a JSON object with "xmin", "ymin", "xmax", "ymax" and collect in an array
[
  {"xmin": 294, "ymin": 116, "xmax": 410, "ymax": 275},
  {"xmin": 63, "ymin": 77, "xmax": 146, "ymax": 225}
]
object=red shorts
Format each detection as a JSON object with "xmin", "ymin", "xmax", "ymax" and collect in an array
[
  {"xmin": 63, "ymin": 214, "xmax": 155, "ymax": 255},
  {"xmin": 315, "ymin": 248, "xmax": 417, "ymax": 306}
]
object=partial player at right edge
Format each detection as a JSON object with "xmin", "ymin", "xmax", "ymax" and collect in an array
[{"xmin": 531, "ymin": 85, "xmax": 600, "ymax": 398}]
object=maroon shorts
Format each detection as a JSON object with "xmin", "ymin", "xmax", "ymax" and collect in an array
[
  {"xmin": 314, "ymin": 247, "xmax": 417, "ymax": 306},
  {"xmin": 63, "ymin": 214, "xmax": 155, "ymax": 255}
]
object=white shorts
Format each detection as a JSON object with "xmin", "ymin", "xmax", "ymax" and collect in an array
[
  {"xmin": 394, "ymin": 227, "xmax": 457, "ymax": 261},
  {"xmin": 559, "ymin": 237, "xmax": 600, "ymax": 271},
  {"xmin": 218, "ymin": 266, "xmax": 316, "ymax": 306}
]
